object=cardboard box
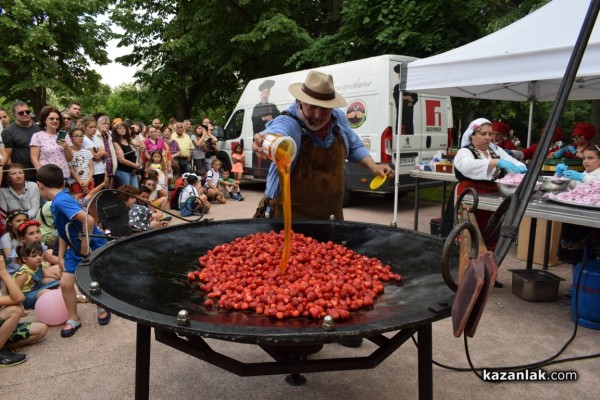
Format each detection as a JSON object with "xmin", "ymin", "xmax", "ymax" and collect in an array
[
  {"xmin": 435, "ymin": 162, "xmax": 453, "ymax": 173},
  {"xmin": 517, "ymin": 217, "xmax": 562, "ymax": 266}
]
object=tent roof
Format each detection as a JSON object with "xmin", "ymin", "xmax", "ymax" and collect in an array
[{"xmin": 402, "ymin": 0, "xmax": 600, "ymax": 101}]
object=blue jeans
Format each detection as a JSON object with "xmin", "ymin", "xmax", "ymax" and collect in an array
[{"xmin": 115, "ymin": 169, "xmax": 138, "ymax": 188}]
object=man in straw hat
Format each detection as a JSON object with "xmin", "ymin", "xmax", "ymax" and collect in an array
[{"xmin": 252, "ymin": 70, "xmax": 394, "ymax": 221}]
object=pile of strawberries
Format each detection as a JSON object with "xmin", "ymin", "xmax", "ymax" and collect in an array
[{"xmin": 188, "ymin": 231, "xmax": 402, "ymax": 320}]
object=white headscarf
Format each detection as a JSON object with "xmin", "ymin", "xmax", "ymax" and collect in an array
[{"xmin": 460, "ymin": 118, "xmax": 491, "ymax": 148}]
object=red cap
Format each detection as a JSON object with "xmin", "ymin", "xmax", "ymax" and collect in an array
[
  {"xmin": 492, "ymin": 121, "xmax": 510, "ymax": 135},
  {"xmin": 552, "ymin": 127, "xmax": 564, "ymax": 142},
  {"xmin": 572, "ymin": 122, "xmax": 596, "ymax": 140},
  {"xmin": 540, "ymin": 126, "xmax": 563, "ymax": 142}
]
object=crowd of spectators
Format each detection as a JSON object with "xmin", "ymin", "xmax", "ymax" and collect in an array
[{"xmin": 0, "ymin": 100, "xmax": 246, "ymax": 366}]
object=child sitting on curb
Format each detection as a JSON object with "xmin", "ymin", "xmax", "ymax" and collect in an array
[
  {"xmin": 204, "ymin": 159, "xmax": 226, "ymax": 204},
  {"xmin": 220, "ymin": 169, "xmax": 244, "ymax": 201},
  {"xmin": 13, "ymin": 241, "xmax": 60, "ymax": 309},
  {"xmin": 0, "ymin": 253, "xmax": 48, "ymax": 366},
  {"xmin": 179, "ymin": 174, "xmax": 211, "ymax": 217},
  {"xmin": 116, "ymin": 185, "xmax": 169, "ymax": 231}
]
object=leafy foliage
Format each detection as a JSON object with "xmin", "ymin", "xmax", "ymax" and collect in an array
[
  {"xmin": 0, "ymin": 0, "xmax": 113, "ymax": 112},
  {"xmin": 1, "ymin": 0, "xmax": 595, "ymax": 135}
]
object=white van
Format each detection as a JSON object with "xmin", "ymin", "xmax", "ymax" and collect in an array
[{"xmin": 219, "ymin": 54, "xmax": 453, "ymax": 204}]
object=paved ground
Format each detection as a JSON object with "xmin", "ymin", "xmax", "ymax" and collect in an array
[{"xmin": 1, "ymin": 183, "xmax": 599, "ymax": 400}]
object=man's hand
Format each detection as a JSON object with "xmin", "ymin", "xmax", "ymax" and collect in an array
[
  {"xmin": 252, "ymin": 134, "xmax": 268, "ymax": 160},
  {"xmin": 373, "ymin": 164, "xmax": 395, "ymax": 180}
]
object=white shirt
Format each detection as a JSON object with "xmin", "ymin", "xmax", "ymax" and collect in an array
[
  {"xmin": 454, "ymin": 144, "xmax": 525, "ymax": 181},
  {"xmin": 179, "ymin": 184, "xmax": 197, "ymax": 207}
]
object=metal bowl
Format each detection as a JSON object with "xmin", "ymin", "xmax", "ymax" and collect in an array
[
  {"xmin": 496, "ymin": 181, "xmax": 541, "ymax": 196},
  {"xmin": 496, "ymin": 182, "xmax": 519, "ymax": 197},
  {"xmin": 538, "ymin": 176, "xmax": 570, "ymax": 192}
]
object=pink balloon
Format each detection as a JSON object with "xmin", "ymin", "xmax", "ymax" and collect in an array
[{"xmin": 34, "ymin": 289, "xmax": 69, "ymax": 326}]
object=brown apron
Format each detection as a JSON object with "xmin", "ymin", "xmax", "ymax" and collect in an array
[{"xmin": 274, "ymin": 126, "xmax": 347, "ymax": 221}]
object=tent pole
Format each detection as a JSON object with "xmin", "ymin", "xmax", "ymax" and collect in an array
[
  {"xmin": 391, "ymin": 85, "xmax": 404, "ymax": 227},
  {"xmin": 494, "ymin": 0, "xmax": 600, "ymax": 265},
  {"xmin": 527, "ymin": 100, "xmax": 534, "ymax": 147}
]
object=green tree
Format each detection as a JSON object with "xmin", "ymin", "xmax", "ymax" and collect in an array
[
  {"xmin": 111, "ymin": 0, "xmax": 340, "ymax": 119},
  {"xmin": 103, "ymin": 84, "xmax": 163, "ymax": 123},
  {"xmin": 0, "ymin": 0, "xmax": 113, "ymax": 113}
]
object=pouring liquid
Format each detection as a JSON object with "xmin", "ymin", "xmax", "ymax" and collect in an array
[{"xmin": 274, "ymin": 141, "xmax": 294, "ymax": 275}]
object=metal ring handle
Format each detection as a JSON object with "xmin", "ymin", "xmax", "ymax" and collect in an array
[
  {"xmin": 65, "ymin": 221, "xmax": 84, "ymax": 257},
  {"xmin": 441, "ymin": 221, "xmax": 480, "ymax": 292},
  {"xmin": 453, "ymin": 187, "xmax": 479, "ymax": 226}
]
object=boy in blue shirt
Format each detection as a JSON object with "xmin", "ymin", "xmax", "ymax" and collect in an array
[{"xmin": 36, "ymin": 164, "xmax": 110, "ymax": 337}]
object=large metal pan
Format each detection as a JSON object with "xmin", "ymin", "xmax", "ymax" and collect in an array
[{"xmin": 77, "ymin": 219, "xmax": 459, "ymax": 345}]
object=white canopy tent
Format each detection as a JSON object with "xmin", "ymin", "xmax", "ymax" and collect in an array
[
  {"xmin": 401, "ymin": 0, "xmax": 600, "ymax": 102},
  {"xmin": 391, "ymin": 0, "xmax": 599, "ymax": 226}
]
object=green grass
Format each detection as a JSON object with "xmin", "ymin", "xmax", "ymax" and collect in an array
[{"xmin": 405, "ymin": 186, "xmax": 447, "ymax": 203}]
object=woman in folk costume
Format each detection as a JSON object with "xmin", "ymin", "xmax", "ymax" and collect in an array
[
  {"xmin": 509, "ymin": 126, "xmax": 564, "ymax": 161},
  {"xmin": 548, "ymin": 122, "xmax": 596, "ymax": 160},
  {"xmin": 453, "ymin": 118, "xmax": 527, "ymax": 249},
  {"xmin": 491, "ymin": 120, "xmax": 517, "ymax": 151}
]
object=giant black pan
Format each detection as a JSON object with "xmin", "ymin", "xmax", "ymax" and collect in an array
[{"xmin": 77, "ymin": 219, "xmax": 459, "ymax": 345}]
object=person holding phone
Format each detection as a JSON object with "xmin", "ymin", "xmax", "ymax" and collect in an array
[{"xmin": 30, "ymin": 106, "xmax": 74, "ymax": 182}]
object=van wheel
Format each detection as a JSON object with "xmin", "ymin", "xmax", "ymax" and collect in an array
[{"xmin": 343, "ymin": 188, "xmax": 352, "ymax": 207}]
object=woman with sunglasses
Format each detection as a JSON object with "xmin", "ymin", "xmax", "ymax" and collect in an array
[
  {"xmin": 61, "ymin": 111, "xmax": 73, "ymax": 131},
  {"xmin": 30, "ymin": 106, "xmax": 74, "ymax": 182}
]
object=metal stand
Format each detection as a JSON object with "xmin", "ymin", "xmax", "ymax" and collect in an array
[
  {"xmin": 132, "ymin": 324, "xmax": 436, "ymax": 400},
  {"xmin": 417, "ymin": 324, "xmax": 433, "ymax": 400},
  {"xmin": 526, "ymin": 218, "xmax": 537, "ymax": 269},
  {"xmin": 135, "ymin": 324, "xmax": 151, "ymax": 400}
]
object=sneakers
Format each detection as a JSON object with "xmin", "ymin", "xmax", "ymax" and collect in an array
[
  {"xmin": 231, "ymin": 194, "xmax": 244, "ymax": 201},
  {"xmin": 0, "ymin": 349, "xmax": 27, "ymax": 367}
]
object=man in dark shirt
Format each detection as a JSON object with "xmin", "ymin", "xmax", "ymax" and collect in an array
[
  {"xmin": 251, "ymin": 79, "xmax": 280, "ymax": 178},
  {"xmin": 392, "ymin": 64, "xmax": 418, "ymax": 135},
  {"xmin": 1, "ymin": 101, "xmax": 39, "ymax": 181}
]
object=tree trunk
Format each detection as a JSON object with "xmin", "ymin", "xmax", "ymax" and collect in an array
[{"xmin": 28, "ymin": 87, "xmax": 47, "ymax": 116}]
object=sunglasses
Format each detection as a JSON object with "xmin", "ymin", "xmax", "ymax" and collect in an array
[{"xmin": 17, "ymin": 110, "xmax": 32, "ymax": 116}]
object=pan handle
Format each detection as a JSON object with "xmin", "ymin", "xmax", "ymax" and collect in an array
[{"xmin": 441, "ymin": 221, "xmax": 480, "ymax": 292}]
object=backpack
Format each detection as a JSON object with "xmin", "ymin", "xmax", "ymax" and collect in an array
[{"xmin": 170, "ymin": 186, "xmax": 184, "ymax": 210}]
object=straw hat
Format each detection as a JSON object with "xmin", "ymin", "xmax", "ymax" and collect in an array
[{"xmin": 289, "ymin": 71, "xmax": 347, "ymax": 108}]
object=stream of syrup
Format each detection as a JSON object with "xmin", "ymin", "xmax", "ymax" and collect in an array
[{"xmin": 274, "ymin": 141, "xmax": 294, "ymax": 275}]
